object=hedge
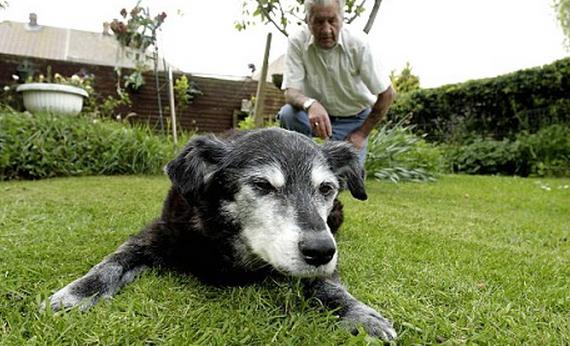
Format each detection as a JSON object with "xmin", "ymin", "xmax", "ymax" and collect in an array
[{"xmin": 388, "ymin": 57, "xmax": 570, "ymax": 143}]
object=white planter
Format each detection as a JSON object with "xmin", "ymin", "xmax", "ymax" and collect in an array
[{"xmin": 16, "ymin": 83, "xmax": 89, "ymax": 115}]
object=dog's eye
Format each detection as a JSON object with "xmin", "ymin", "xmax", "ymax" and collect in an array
[
  {"xmin": 251, "ymin": 178, "xmax": 276, "ymax": 194},
  {"xmin": 318, "ymin": 182, "xmax": 336, "ymax": 197}
]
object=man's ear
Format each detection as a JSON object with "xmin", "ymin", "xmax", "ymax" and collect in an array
[
  {"xmin": 321, "ymin": 141, "xmax": 368, "ymax": 200},
  {"xmin": 165, "ymin": 134, "xmax": 229, "ymax": 201}
]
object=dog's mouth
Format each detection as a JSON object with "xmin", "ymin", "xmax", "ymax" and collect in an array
[
  {"xmin": 236, "ymin": 235, "xmax": 337, "ymax": 278},
  {"xmin": 236, "ymin": 204, "xmax": 338, "ymax": 279},
  {"xmin": 264, "ymin": 251, "xmax": 338, "ymax": 278}
]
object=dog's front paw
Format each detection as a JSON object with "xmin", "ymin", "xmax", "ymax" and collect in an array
[
  {"xmin": 341, "ymin": 302, "xmax": 397, "ymax": 341},
  {"xmin": 42, "ymin": 285, "xmax": 97, "ymax": 312}
]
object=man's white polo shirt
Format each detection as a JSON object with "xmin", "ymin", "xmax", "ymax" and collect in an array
[{"xmin": 282, "ymin": 25, "xmax": 391, "ymax": 116}]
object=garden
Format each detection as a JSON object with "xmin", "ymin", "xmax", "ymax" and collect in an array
[{"xmin": 1, "ymin": 15, "xmax": 570, "ymax": 345}]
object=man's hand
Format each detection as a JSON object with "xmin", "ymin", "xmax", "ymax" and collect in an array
[
  {"xmin": 284, "ymin": 88, "xmax": 332, "ymax": 139},
  {"xmin": 308, "ymin": 102, "xmax": 332, "ymax": 139},
  {"xmin": 345, "ymin": 86, "xmax": 397, "ymax": 150},
  {"xmin": 346, "ymin": 130, "xmax": 367, "ymax": 151}
]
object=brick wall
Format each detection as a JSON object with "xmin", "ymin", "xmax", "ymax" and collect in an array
[{"xmin": 0, "ymin": 53, "xmax": 285, "ymax": 133}]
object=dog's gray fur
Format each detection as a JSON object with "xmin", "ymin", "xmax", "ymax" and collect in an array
[{"xmin": 44, "ymin": 128, "xmax": 396, "ymax": 341}]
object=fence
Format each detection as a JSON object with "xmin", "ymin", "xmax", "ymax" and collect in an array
[{"xmin": 0, "ymin": 53, "xmax": 285, "ymax": 133}]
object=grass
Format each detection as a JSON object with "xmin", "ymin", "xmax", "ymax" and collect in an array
[{"xmin": 0, "ymin": 175, "xmax": 569, "ymax": 345}]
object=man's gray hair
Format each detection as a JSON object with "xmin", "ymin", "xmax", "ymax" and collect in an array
[{"xmin": 305, "ymin": 0, "xmax": 345, "ymax": 20}]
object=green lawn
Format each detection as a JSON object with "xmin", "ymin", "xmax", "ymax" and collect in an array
[{"xmin": 1, "ymin": 175, "xmax": 569, "ymax": 345}]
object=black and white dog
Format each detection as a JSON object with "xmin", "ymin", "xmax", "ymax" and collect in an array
[{"xmin": 45, "ymin": 128, "xmax": 396, "ymax": 341}]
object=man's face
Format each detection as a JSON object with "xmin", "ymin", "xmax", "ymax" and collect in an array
[{"xmin": 308, "ymin": 3, "xmax": 342, "ymax": 50}]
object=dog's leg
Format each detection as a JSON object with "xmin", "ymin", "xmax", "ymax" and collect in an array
[
  {"xmin": 45, "ymin": 238, "xmax": 147, "ymax": 311},
  {"xmin": 303, "ymin": 274, "xmax": 397, "ymax": 341}
]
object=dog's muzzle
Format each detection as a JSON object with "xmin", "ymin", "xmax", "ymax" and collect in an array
[{"xmin": 298, "ymin": 232, "xmax": 336, "ymax": 266}]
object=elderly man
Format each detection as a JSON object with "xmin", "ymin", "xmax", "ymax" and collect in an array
[{"xmin": 278, "ymin": 0, "xmax": 395, "ymax": 165}]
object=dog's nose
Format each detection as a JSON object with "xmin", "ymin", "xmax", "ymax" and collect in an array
[{"xmin": 299, "ymin": 235, "xmax": 336, "ymax": 266}]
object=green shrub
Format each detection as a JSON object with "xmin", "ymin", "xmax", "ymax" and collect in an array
[
  {"xmin": 517, "ymin": 125, "xmax": 570, "ymax": 177},
  {"xmin": 442, "ymin": 138, "xmax": 529, "ymax": 176},
  {"xmin": 389, "ymin": 58, "xmax": 570, "ymax": 142},
  {"xmin": 365, "ymin": 118, "xmax": 445, "ymax": 183},
  {"xmin": 443, "ymin": 125, "xmax": 570, "ymax": 176},
  {"xmin": 237, "ymin": 114, "xmax": 277, "ymax": 130},
  {"xmin": 0, "ymin": 110, "xmax": 187, "ymax": 180}
]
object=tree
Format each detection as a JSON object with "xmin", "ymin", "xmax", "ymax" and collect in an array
[
  {"xmin": 0, "ymin": 1, "xmax": 8, "ymax": 9},
  {"xmin": 389, "ymin": 62, "xmax": 420, "ymax": 94},
  {"xmin": 554, "ymin": 0, "xmax": 570, "ymax": 49},
  {"xmin": 235, "ymin": 0, "xmax": 384, "ymax": 37}
]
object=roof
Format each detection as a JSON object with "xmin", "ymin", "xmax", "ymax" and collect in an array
[
  {"xmin": 253, "ymin": 54, "xmax": 285, "ymax": 82},
  {"xmin": 0, "ymin": 20, "xmax": 177, "ymax": 71}
]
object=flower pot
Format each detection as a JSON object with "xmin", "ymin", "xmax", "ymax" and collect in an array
[{"xmin": 16, "ymin": 83, "xmax": 89, "ymax": 115}]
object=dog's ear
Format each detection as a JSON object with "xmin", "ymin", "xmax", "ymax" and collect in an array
[
  {"xmin": 165, "ymin": 134, "xmax": 229, "ymax": 201},
  {"xmin": 321, "ymin": 141, "xmax": 367, "ymax": 200}
]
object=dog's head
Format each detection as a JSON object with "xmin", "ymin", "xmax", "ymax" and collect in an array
[{"xmin": 166, "ymin": 128, "xmax": 366, "ymax": 278}]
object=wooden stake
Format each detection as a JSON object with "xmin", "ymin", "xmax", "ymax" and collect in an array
[
  {"xmin": 254, "ymin": 32, "xmax": 272, "ymax": 128},
  {"xmin": 168, "ymin": 67, "xmax": 178, "ymax": 145}
]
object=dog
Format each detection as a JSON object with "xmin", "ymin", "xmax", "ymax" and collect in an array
[{"xmin": 45, "ymin": 128, "xmax": 397, "ymax": 341}]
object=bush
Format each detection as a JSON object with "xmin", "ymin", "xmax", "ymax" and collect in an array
[
  {"xmin": 365, "ymin": 118, "xmax": 446, "ymax": 183},
  {"xmin": 443, "ymin": 125, "xmax": 570, "ymax": 176},
  {"xmin": 442, "ymin": 138, "xmax": 528, "ymax": 176},
  {"xmin": 0, "ymin": 110, "xmax": 187, "ymax": 180},
  {"xmin": 517, "ymin": 125, "xmax": 570, "ymax": 177},
  {"xmin": 389, "ymin": 57, "xmax": 570, "ymax": 142},
  {"xmin": 237, "ymin": 114, "xmax": 277, "ymax": 130}
]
